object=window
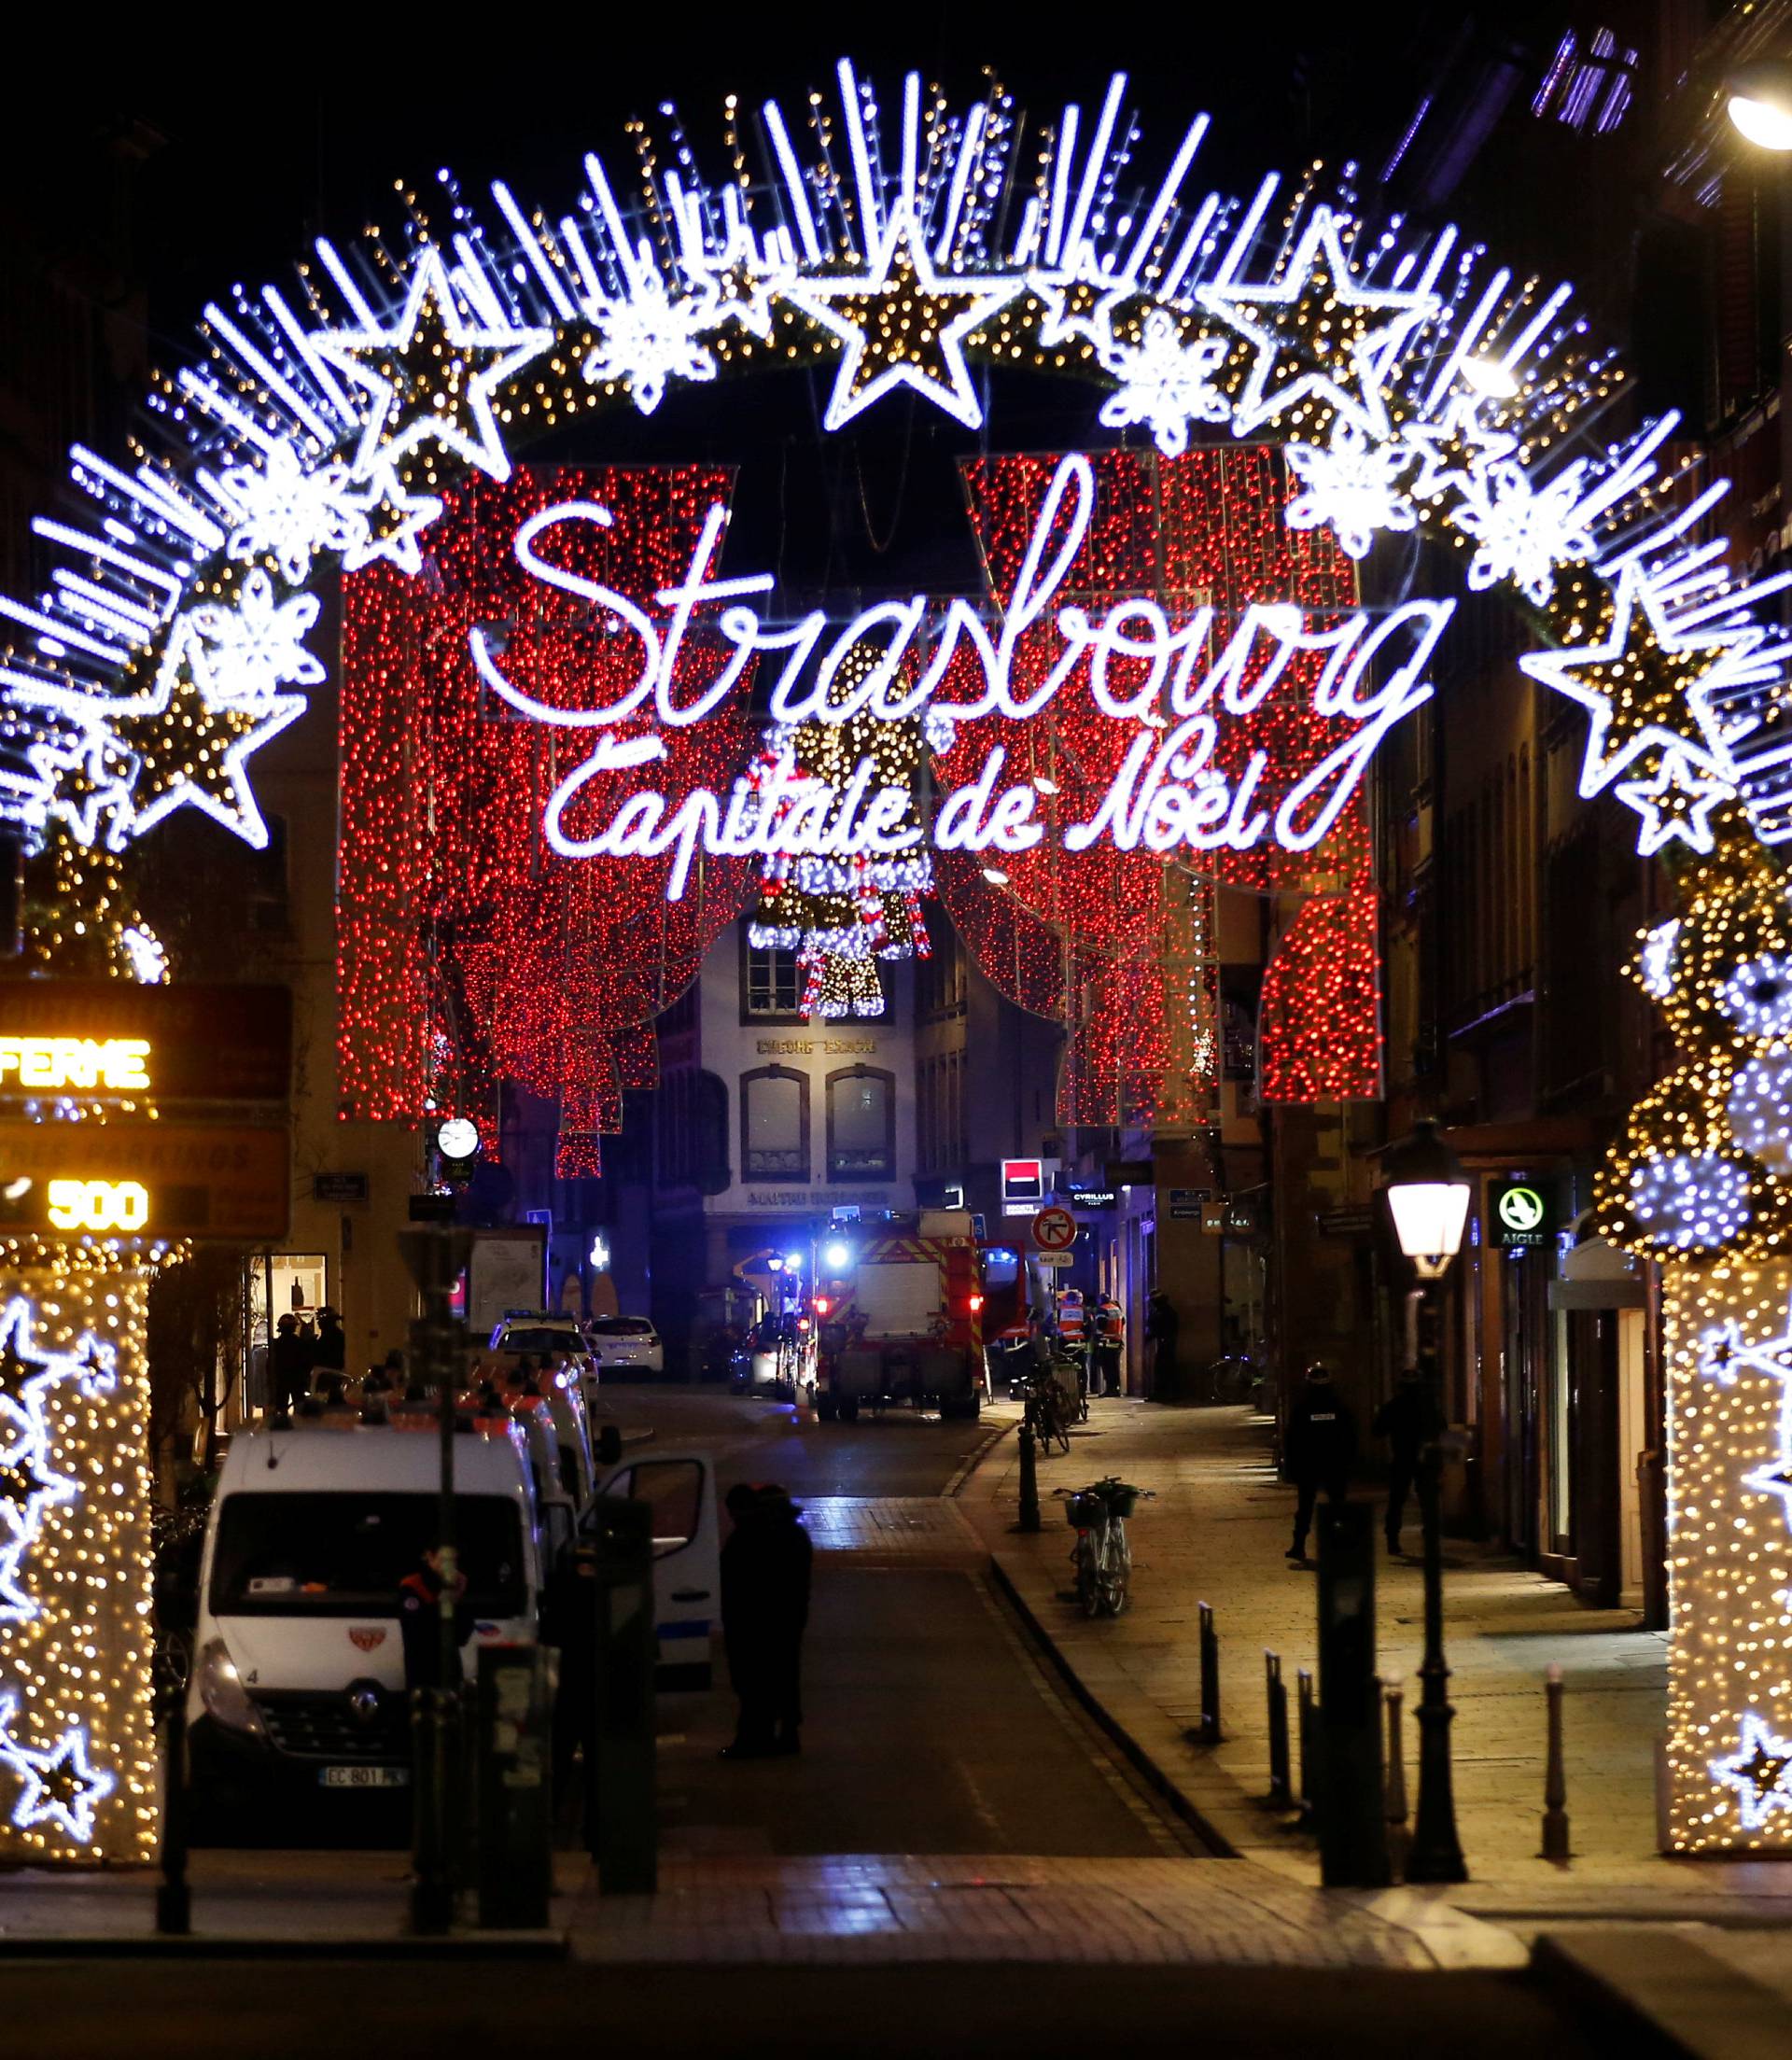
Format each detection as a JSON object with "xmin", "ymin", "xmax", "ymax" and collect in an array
[
  {"xmin": 209, "ymin": 1493, "xmax": 526, "ymax": 1619},
  {"xmin": 742, "ymin": 933, "xmax": 805, "ymax": 1020},
  {"xmin": 741, "ymin": 1066, "xmax": 809, "ymax": 1180},
  {"xmin": 827, "ymin": 1065, "xmax": 895, "ymax": 1182},
  {"xmin": 607, "ymin": 1459, "xmax": 706, "ymax": 1558}
]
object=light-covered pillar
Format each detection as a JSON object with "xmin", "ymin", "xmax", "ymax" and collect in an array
[
  {"xmin": 0, "ymin": 1245, "xmax": 157, "ymax": 1863},
  {"xmin": 1662, "ymin": 1256, "xmax": 1792, "ymax": 1852}
]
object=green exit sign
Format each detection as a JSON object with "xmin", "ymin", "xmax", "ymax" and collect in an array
[{"xmin": 1489, "ymin": 1177, "xmax": 1557, "ymax": 1250}]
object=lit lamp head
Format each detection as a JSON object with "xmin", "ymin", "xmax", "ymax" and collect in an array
[
  {"xmin": 1382, "ymin": 1118, "xmax": 1471, "ymax": 1281},
  {"xmin": 824, "ymin": 1239, "xmax": 851, "ymax": 1271},
  {"xmin": 1728, "ymin": 59, "xmax": 1792, "ymax": 151}
]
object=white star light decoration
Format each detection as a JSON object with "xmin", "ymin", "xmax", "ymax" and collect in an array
[
  {"xmin": 680, "ymin": 219, "xmax": 791, "ymax": 344},
  {"xmin": 313, "ymin": 246, "xmax": 550, "ymax": 484},
  {"xmin": 0, "ymin": 1699, "xmax": 113, "ymax": 1846},
  {"xmin": 8, "ymin": 618, "xmax": 304, "ymax": 850},
  {"xmin": 341, "ymin": 465, "xmax": 444, "ymax": 579},
  {"xmin": 1613, "ymin": 749, "xmax": 1735, "ymax": 857},
  {"xmin": 1398, "ymin": 392, "xmax": 1519, "ymax": 503},
  {"xmin": 1713, "ymin": 1711, "xmax": 1792, "ymax": 1832},
  {"xmin": 784, "ymin": 203, "xmax": 1024, "ymax": 432},
  {"xmin": 1700, "ymin": 1312, "xmax": 1792, "ymax": 1536},
  {"xmin": 1284, "ymin": 420, "xmax": 1419, "ymax": 560},
  {"xmin": 1197, "ymin": 206, "xmax": 1438, "ymax": 438},
  {"xmin": 0, "ymin": 1298, "xmax": 117, "ymax": 1626},
  {"xmin": 1517, "ymin": 565, "xmax": 1739, "ymax": 798},
  {"xmin": 1097, "ymin": 309, "xmax": 1231, "ymax": 456}
]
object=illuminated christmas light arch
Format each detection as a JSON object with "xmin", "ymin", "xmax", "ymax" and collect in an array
[{"xmin": 4, "ymin": 59, "xmax": 1792, "ymax": 1851}]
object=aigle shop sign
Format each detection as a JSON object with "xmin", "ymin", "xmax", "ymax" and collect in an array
[{"xmin": 469, "ymin": 451, "xmax": 1449, "ymax": 901}]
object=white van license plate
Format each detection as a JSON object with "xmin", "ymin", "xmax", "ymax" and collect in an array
[{"xmin": 319, "ymin": 1765, "xmax": 408, "ymax": 1789}]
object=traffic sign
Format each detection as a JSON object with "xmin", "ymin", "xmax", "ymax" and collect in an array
[
  {"xmin": 1036, "ymin": 1250, "xmax": 1074, "ymax": 1268},
  {"xmin": 1031, "ymin": 1204, "xmax": 1078, "ymax": 1254},
  {"xmin": 0, "ymin": 1120, "xmax": 289, "ymax": 1240}
]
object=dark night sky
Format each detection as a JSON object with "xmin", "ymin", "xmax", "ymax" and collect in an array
[
  {"xmin": 0, "ymin": 4, "xmax": 1640, "ymax": 603},
  {"xmin": 2, "ymin": 3, "xmax": 1591, "ymax": 320}
]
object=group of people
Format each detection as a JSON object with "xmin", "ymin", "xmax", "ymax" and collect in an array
[
  {"xmin": 267, "ymin": 1308, "xmax": 347, "ymax": 1414},
  {"xmin": 1283, "ymin": 1359, "xmax": 1434, "ymax": 1563}
]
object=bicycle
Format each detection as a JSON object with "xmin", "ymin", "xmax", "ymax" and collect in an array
[
  {"xmin": 1018, "ymin": 1370, "xmax": 1071, "ymax": 1456},
  {"xmin": 1057, "ymin": 1478, "xmax": 1155, "ymax": 1617}
]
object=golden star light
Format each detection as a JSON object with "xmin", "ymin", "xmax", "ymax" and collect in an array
[{"xmin": 783, "ymin": 203, "xmax": 1024, "ymax": 432}]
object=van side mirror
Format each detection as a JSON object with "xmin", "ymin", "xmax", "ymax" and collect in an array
[{"xmin": 596, "ymin": 1422, "xmax": 623, "ymax": 1467}]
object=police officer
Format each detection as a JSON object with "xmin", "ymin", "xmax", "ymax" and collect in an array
[{"xmin": 1284, "ymin": 1361, "xmax": 1357, "ymax": 1563}]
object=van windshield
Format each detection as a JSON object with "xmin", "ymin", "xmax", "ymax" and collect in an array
[{"xmin": 209, "ymin": 1493, "xmax": 527, "ymax": 1619}]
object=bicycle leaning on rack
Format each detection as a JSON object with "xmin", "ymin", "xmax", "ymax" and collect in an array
[
  {"xmin": 1057, "ymin": 1477, "xmax": 1155, "ymax": 1617},
  {"xmin": 1017, "ymin": 1368, "xmax": 1071, "ymax": 1456}
]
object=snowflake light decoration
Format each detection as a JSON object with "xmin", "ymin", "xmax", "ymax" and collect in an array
[
  {"xmin": 1284, "ymin": 420, "xmax": 1418, "ymax": 560},
  {"xmin": 187, "ymin": 568, "xmax": 325, "ymax": 700},
  {"xmin": 219, "ymin": 442, "xmax": 368, "ymax": 585},
  {"xmin": 1096, "ymin": 309, "xmax": 1230, "ymax": 455},
  {"xmin": 1446, "ymin": 456, "xmax": 1596, "ymax": 605},
  {"xmin": 582, "ymin": 270, "xmax": 719, "ymax": 415}
]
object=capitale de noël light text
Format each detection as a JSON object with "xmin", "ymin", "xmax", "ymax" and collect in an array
[{"xmin": 469, "ymin": 454, "xmax": 1449, "ymax": 899}]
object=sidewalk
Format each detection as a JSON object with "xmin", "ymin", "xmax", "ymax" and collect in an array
[{"xmin": 961, "ymin": 1398, "xmax": 1792, "ymax": 1927}]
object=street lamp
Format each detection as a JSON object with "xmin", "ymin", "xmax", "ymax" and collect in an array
[
  {"xmin": 1727, "ymin": 59, "xmax": 1792, "ymax": 151},
  {"xmin": 1381, "ymin": 1117, "xmax": 1471, "ymax": 1885}
]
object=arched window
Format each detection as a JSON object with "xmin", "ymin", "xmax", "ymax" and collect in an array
[
  {"xmin": 826, "ymin": 1065, "xmax": 895, "ymax": 1182},
  {"xmin": 740, "ymin": 1066, "xmax": 808, "ymax": 1181}
]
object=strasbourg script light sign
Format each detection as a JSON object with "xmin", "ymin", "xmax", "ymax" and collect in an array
[{"xmin": 468, "ymin": 452, "xmax": 1448, "ymax": 900}]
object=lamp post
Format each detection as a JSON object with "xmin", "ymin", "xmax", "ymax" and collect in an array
[
  {"xmin": 1727, "ymin": 58, "xmax": 1792, "ymax": 151},
  {"xmin": 1381, "ymin": 1118, "xmax": 1471, "ymax": 1885}
]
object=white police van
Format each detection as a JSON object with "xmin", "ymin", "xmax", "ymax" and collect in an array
[{"xmin": 186, "ymin": 1421, "xmax": 542, "ymax": 1813}]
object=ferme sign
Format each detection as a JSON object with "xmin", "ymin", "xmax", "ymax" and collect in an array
[
  {"xmin": 0, "ymin": 983, "xmax": 293, "ymax": 1241},
  {"xmin": 0, "ymin": 982, "xmax": 291, "ymax": 1102}
]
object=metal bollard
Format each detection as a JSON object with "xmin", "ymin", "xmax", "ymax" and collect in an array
[
  {"xmin": 156, "ymin": 1675, "xmax": 191, "ymax": 1937},
  {"xmin": 1197, "ymin": 1602, "xmax": 1222, "ymax": 1744},
  {"xmin": 1383, "ymin": 1682, "xmax": 1410, "ymax": 1876},
  {"xmin": 1295, "ymin": 1666, "xmax": 1315, "ymax": 1822},
  {"xmin": 1266, "ymin": 1651, "xmax": 1292, "ymax": 1806},
  {"xmin": 1540, "ymin": 1662, "xmax": 1572, "ymax": 1863},
  {"xmin": 1016, "ymin": 1422, "xmax": 1042, "ymax": 1533}
]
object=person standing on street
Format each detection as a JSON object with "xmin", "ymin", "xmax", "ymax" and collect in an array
[
  {"xmin": 269, "ymin": 1313, "xmax": 311, "ymax": 1416},
  {"xmin": 720, "ymin": 1483, "xmax": 814, "ymax": 1759},
  {"xmin": 1284, "ymin": 1361, "xmax": 1357, "ymax": 1563},
  {"xmin": 1373, "ymin": 1371, "xmax": 1431, "ymax": 1556},
  {"xmin": 398, "ymin": 1545, "xmax": 473, "ymax": 1692},
  {"xmin": 1092, "ymin": 1294, "xmax": 1125, "ymax": 1397},
  {"xmin": 1145, "ymin": 1290, "xmax": 1180, "ymax": 1399}
]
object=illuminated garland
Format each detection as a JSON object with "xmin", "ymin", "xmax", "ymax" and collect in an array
[
  {"xmin": 748, "ymin": 642, "xmax": 934, "ymax": 1020},
  {"xmin": 1596, "ymin": 834, "xmax": 1792, "ymax": 1261},
  {"xmin": 339, "ymin": 466, "xmax": 756, "ymax": 1149}
]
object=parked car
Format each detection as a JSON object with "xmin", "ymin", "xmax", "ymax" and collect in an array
[
  {"xmin": 581, "ymin": 1315, "xmax": 665, "ymax": 1379},
  {"xmin": 730, "ymin": 1314, "xmax": 814, "ymax": 1399}
]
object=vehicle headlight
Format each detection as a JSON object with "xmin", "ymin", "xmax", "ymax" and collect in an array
[{"xmin": 197, "ymin": 1636, "xmax": 265, "ymax": 1737}]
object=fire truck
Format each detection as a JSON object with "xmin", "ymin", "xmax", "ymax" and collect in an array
[{"xmin": 811, "ymin": 1211, "xmax": 986, "ymax": 1422}]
